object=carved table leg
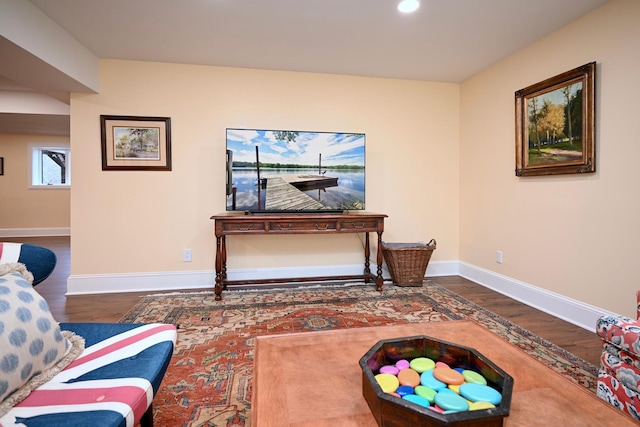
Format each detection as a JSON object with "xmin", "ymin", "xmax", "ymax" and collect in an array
[
  {"xmin": 215, "ymin": 235, "xmax": 224, "ymax": 300},
  {"xmin": 363, "ymin": 232, "xmax": 371, "ymax": 282},
  {"xmin": 221, "ymin": 235, "xmax": 227, "ymax": 289},
  {"xmin": 375, "ymin": 230, "xmax": 384, "ymax": 292}
]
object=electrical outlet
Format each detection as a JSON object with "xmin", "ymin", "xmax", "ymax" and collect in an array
[
  {"xmin": 496, "ymin": 250, "xmax": 503, "ymax": 264},
  {"xmin": 183, "ymin": 249, "xmax": 192, "ymax": 262}
]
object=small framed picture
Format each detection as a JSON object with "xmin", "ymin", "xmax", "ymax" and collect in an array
[
  {"xmin": 100, "ymin": 115, "xmax": 172, "ymax": 171},
  {"xmin": 515, "ymin": 62, "xmax": 595, "ymax": 176}
]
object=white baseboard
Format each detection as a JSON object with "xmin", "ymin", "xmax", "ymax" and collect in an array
[
  {"xmin": 66, "ymin": 263, "xmax": 392, "ymax": 295},
  {"xmin": 67, "ymin": 270, "xmax": 215, "ymax": 295},
  {"xmin": 66, "ymin": 259, "xmax": 615, "ymax": 332},
  {"xmin": 0, "ymin": 228, "xmax": 71, "ymax": 237},
  {"xmin": 425, "ymin": 260, "xmax": 458, "ymax": 277},
  {"xmin": 458, "ymin": 261, "xmax": 617, "ymax": 332},
  {"xmin": 66, "ymin": 260, "xmax": 456, "ymax": 295}
]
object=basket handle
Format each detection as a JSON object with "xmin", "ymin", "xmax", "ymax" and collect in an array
[{"xmin": 426, "ymin": 238, "xmax": 436, "ymax": 248}]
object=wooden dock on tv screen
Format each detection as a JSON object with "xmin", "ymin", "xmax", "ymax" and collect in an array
[{"xmin": 265, "ymin": 175, "xmax": 337, "ymax": 210}]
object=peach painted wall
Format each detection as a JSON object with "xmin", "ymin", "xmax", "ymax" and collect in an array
[
  {"xmin": 70, "ymin": 61, "xmax": 460, "ymax": 275},
  {"xmin": 459, "ymin": 0, "xmax": 640, "ymax": 317},
  {"xmin": 0, "ymin": 134, "xmax": 70, "ymax": 229}
]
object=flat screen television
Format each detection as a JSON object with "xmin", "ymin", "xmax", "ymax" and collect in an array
[{"xmin": 226, "ymin": 128, "xmax": 365, "ymax": 213}]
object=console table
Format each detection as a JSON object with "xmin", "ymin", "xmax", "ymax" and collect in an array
[{"xmin": 210, "ymin": 212, "xmax": 387, "ymax": 300}]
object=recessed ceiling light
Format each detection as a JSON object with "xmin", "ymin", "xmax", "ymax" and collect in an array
[{"xmin": 397, "ymin": 0, "xmax": 420, "ymax": 13}]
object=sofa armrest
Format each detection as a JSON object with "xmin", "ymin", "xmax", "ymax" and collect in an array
[
  {"xmin": 597, "ymin": 315, "xmax": 640, "ymax": 357},
  {"xmin": 2, "ymin": 323, "xmax": 176, "ymax": 427}
]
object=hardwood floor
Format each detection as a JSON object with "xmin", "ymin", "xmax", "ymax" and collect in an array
[{"xmin": 4, "ymin": 236, "xmax": 603, "ymax": 366}]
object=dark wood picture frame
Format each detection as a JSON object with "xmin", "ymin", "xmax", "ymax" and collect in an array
[
  {"xmin": 515, "ymin": 62, "xmax": 595, "ymax": 177},
  {"xmin": 101, "ymin": 115, "xmax": 172, "ymax": 171},
  {"xmin": 0, "ymin": 157, "xmax": 4, "ymax": 176}
]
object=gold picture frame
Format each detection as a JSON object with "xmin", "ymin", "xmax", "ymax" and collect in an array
[
  {"xmin": 515, "ymin": 62, "xmax": 595, "ymax": 176},
  {"xmin": 101, "ymin": 115, "xmax": 172, "ymax": 171}
]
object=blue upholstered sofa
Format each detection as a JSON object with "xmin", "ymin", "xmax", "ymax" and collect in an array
[
  {"xmin": 0, "ymin": 242, "xmax": 57, "ymax": 286},
  {"xmin": 0, "ymin": 243, "xmax": 177, "ymax": 426}
]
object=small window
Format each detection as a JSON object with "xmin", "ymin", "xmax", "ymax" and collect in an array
[{"xmin": 30, "ymin": 145, "xmax": 71, "ymax": 187}]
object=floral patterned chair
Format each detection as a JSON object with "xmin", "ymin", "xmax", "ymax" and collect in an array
[{"xmin": 596, "ymin": 292, "xmax": 640, "ymax": 420}]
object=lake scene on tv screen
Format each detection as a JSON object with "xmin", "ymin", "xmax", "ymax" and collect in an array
[{"xmin": 226, "ymin": 128, "xmax": 365, "ymax": 212}]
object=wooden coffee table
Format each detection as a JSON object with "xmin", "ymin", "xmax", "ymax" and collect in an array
[{"xmin": 252, "ymin": 320, "xmax": 636, "ymax": 426}]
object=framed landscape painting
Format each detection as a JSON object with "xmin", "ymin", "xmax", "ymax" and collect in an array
[
  {"xmin": 515, "ymin": 62, "xmax": 595, "ymax": 177},
  {"xmin": 101, "ymin": 115, "xmax": 172, "ymax": 171}
]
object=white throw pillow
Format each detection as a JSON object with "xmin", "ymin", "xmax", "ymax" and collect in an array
[{"xmin": 0, "ymin": 271, "xmax": 84, "ymax": 416}]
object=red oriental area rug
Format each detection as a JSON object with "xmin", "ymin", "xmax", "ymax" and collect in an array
[{"xmin": 119, "ymin": 281, "xmax": 597, "ymax": 427}]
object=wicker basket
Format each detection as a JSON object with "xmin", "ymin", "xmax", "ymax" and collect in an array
[{"xmin": 382, "ymin": 239, "xmax": 436, "ymax": 287}]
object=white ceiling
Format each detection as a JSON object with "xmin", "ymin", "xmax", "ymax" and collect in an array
[{"xmin": 1, "ymin": 0, "xmax": 610, "ymax": 135}]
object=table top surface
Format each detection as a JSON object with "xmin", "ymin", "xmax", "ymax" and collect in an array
[
  {"xmin": 252, "ymin": 320, "xmax": 636, "ymax": 427},
  {"xmin": 211, "ymin": 211, "xmax": 387, "ymax": 220}
]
